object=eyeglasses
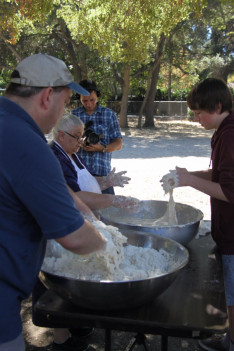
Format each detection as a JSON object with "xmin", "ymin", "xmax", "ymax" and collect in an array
[{"xmin": 63, "ymin": 131, "xmax": 82, "ymax": 142}]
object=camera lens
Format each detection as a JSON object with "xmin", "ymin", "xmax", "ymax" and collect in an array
[{"xmin": 87, "ymin": 132, "xmax": 100, "ymax": 145}]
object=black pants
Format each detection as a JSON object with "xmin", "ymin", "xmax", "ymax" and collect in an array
[{"xmin": 101, "ymin": 186, "xmax": 115, "ymax": 195}]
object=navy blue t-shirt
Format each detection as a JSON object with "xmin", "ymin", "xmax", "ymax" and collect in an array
[{"xmin": 0, "ymin": 97, "xmax": 84, "ymax": 343}]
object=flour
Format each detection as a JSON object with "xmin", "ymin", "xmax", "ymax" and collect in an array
[{"xmin": 42, "ymin": 221, "xmax": 173, "ymax": 282}]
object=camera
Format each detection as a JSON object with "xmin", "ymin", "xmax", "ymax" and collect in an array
[{"xmin": 83, "ymin": 121, "xmax": 103, "ymax": 146}]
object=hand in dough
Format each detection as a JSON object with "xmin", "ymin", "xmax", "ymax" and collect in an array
[
  {"xmin": 160, "ymin": 169, "xmax": 179, "ymax": 193},
  {"xmin": 112, "ymin": 195, "xmax": 140, "ymax": 211}
]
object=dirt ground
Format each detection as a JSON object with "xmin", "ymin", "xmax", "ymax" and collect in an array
[{"xmin": 22, "ymin": 118, "xmax": 221, "ymax": 351}]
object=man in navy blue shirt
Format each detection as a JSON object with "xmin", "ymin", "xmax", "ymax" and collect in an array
[{"xmin": 0, "ymin": 54, "xmax": 106, "ymax": 351}]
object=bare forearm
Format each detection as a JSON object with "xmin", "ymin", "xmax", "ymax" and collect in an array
[
  {"xmin": 95, "ymin": 177, "xmax": 106, "ymax": 190},
  {"xmin": 176, "ymin": 168, "xmax": 228, "ymax": 202},
  {"xmin": 103, "ymin": 138, "xmax": 122, "ymax": 152},
  {"xmin": 190, "ymin": 169, "xmax": 212, "ymax": 181},
  {"xmin": 77, "ymin": 192, "xmax": 140, "ymax": 211},
  {"xmin": 77, "ymin": 191, "xmax": 114, "ymax": 210},
  {"xmin": 56, "ymin": 219, "xmax": 106, "ymax": 255},
  {"xmin": 189, "ymin": 174, "xmax": 228, "ymax": 201},
  {"xmin": 96, "ymin": 176, "xmax": 113, "ymax": 190},
  {"xmin": 82, "ymin": 138, "xmax": 122, "ymax": 153},
  {"xmin": 67, "ymin": 186, "xmax": 96, "ymax": 218}
]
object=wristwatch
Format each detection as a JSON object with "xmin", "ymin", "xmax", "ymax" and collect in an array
[{"xmin": 102, "ymin": 145, "xmax": 107, "ymax": 152}]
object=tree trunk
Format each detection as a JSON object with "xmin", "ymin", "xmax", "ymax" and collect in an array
[
  {"xmin": 77, "ymin": 42, "xmax": 88, "ymax": 80},
  {"xmin": 144, "ymin": 65, "xmax": 160, "ymax": 127},
  {"xmin": 52, "ymin": 20, "xmax": 83, "ymax": 82},
  {"xmin": 119, "ymin": 65, "xmax": 130, "ymax": 128},
  {"xmin": 137, "ymin": 70, "xmax": 152, "ymax": 129},
  {"xmin": 168, "ymin": 62, "xmax": 172, "ymax": 101},
  {"xmin": 168, "ymin": 59, "xmax": 172, "ymax": 116},
  {"xmin": 167, "ymin": 36, "xmax": 172, "ymax": 102},
  {"xmin": 143, "ymin": 34, "xmax": 166, "ymax": 128}
]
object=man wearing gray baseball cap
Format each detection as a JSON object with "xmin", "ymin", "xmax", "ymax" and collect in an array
[
  {"xmin": 0, "ymin": 53, "xmax": 106, "ymax": 351},
  {"xmin": 9, "ymin": 53, "xmax": 89, "ymax": 95}
]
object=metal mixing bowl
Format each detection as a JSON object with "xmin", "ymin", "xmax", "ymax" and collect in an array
[
  {"xmin": 40, "ymin": 230, "xmax": 189, "ymax": 311},
  {"xmin": 98, "ymin": 200, "xmax": 203, "ymax": 246}
]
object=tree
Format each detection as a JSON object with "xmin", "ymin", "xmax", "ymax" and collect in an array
[
  {"xmin": 0, "ymin": 0, "xmax": 55, "ymax": 76},
  {"xmin": 62, "ymin": 0, "xmax": 206, "ymax": 128},
  {"xmin": 0, "ymin": 0, "xmax": 103, "ymax": 91},
  {"xmin": 198, "ymin": 0, "xmax": 234, "ymax": 81},
  {"xmin": 169, "ymin": 0, "xmax": 234, "ymax": 83},
  {"xmin": 1, "ymin": 0, "xmax": 232, "ymax": 129},
  {"xmin": 0, "ymin": 0, "xmax": 53, "ymax": 45},
  {"xmin": 143, "ymin": 0, "xmax": 233, "ymax": 127}
]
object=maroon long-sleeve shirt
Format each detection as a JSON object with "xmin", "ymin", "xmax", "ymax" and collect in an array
[{"xmin": 210, "ymin": 111, "xmax": 234, "ymax": 254}]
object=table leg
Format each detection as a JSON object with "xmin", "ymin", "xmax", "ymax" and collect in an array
[
  {"xmin": 161, "ymin": 335, "xmax": 168, "ymax": 351},
  {"xmin": 127, "ymin": 333, "xmax": 150, "ymax": 351},
  {"xmin": 105, "ymin": 329, "xmax": 112, "ymax": 351}
]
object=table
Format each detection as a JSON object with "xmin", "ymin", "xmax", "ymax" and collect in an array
[{"xmin": 34, "ymin": 235, "xmax": 228, "ymax": 351}]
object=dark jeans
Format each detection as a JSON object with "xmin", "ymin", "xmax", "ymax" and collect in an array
[{"xmin": 101, "ymin": 186, "xmax": 115, "ymax": 195}]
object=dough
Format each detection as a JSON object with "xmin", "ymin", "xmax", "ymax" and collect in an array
[{"xmin": 153, "ymin": 189, "xmax": 178, "ymax": 226}]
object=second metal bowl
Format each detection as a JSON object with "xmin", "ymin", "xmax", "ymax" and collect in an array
[{"xmin": 98, "ymin": 200, "xmax": 203, "ymax": 246}]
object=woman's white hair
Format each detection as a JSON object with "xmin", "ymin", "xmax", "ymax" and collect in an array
[{"xmin": 52, "ymin": 113, "xmax": 84, "ymax": 139}]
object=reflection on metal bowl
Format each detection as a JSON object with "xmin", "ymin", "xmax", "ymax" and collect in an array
[
  {"xmin": 40, "ymin": 230, "xmax": 189, "ymax": 311},
  {"xmin": 98, "ymin": 200, "xmax": 203, "ymax": 246}
]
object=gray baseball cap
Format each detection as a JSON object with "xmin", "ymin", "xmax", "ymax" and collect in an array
[{"xmin": 10, "ymin": 53, "xmax": 89, "ymax": 96}]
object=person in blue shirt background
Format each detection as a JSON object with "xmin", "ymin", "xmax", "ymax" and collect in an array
[{"xmin": 72, "ymin": 79, "xmax": 122, "ymax": 195}]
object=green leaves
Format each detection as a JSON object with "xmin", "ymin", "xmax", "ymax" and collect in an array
[
  {"xmin": 62, "ymin": 0, "xmax": 205, "ymax": 65},
  {"xmin": 0, "ymin": 0, "xmax": 206, "ymax": 62},
  {"xmin": 0, "ymin": 0, "xmax": 54, "ymax": 43}
]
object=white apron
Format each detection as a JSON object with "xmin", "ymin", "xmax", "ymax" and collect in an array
[
  {"xmin": 54, "ymin": 141, "xmax": 102, "ymax": 194},
  {"xmin": 69, "ymin": 155, "xmax": 102, "ymax": 194}
]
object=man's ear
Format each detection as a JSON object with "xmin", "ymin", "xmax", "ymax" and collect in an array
[
  {"xmin": 216, "ymin": 103, "xmax": 222, "ymax": 114},
  {"xmin": 41, "ymin": 87, "xmax": 53, "ymax": 110}
]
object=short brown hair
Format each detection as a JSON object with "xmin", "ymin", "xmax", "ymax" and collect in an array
[
  {"xmin": 5, "ymin": 82, "xmax": 44, "ymax": 97},
  {"xmin": 187, "ymin": 78, "xmax": 233, "ymax": 113},
  {"xmin": 6, "ymin": 82, "xmax": 66, "ymax": 98}
]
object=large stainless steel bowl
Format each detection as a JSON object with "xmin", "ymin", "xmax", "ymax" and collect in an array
[
  {"xmin": 40, "ymin": 230, "xmax": 189, "ymax": 311},
  {"xmin": 98, "ymin": 200, "xmax": 203, "ymax": 246}
]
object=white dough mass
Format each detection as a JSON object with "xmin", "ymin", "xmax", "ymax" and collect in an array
[{"xmin": 42, "ymin": 221, "xmax": 174, "ymax": 282}]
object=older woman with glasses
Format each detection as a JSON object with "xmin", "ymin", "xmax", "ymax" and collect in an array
[
  {"xmin": 50, "ymin": 113, "xmax": 139, "ymax": 211},
  {"xmin": 34, "ymin": 114, "xmax": 139, "ymax": 350}
]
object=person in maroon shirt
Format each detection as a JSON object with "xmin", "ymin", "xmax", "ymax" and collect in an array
[{"xmin": 162, "ymin": 78, "xmax": 233, "ymax": 351}]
